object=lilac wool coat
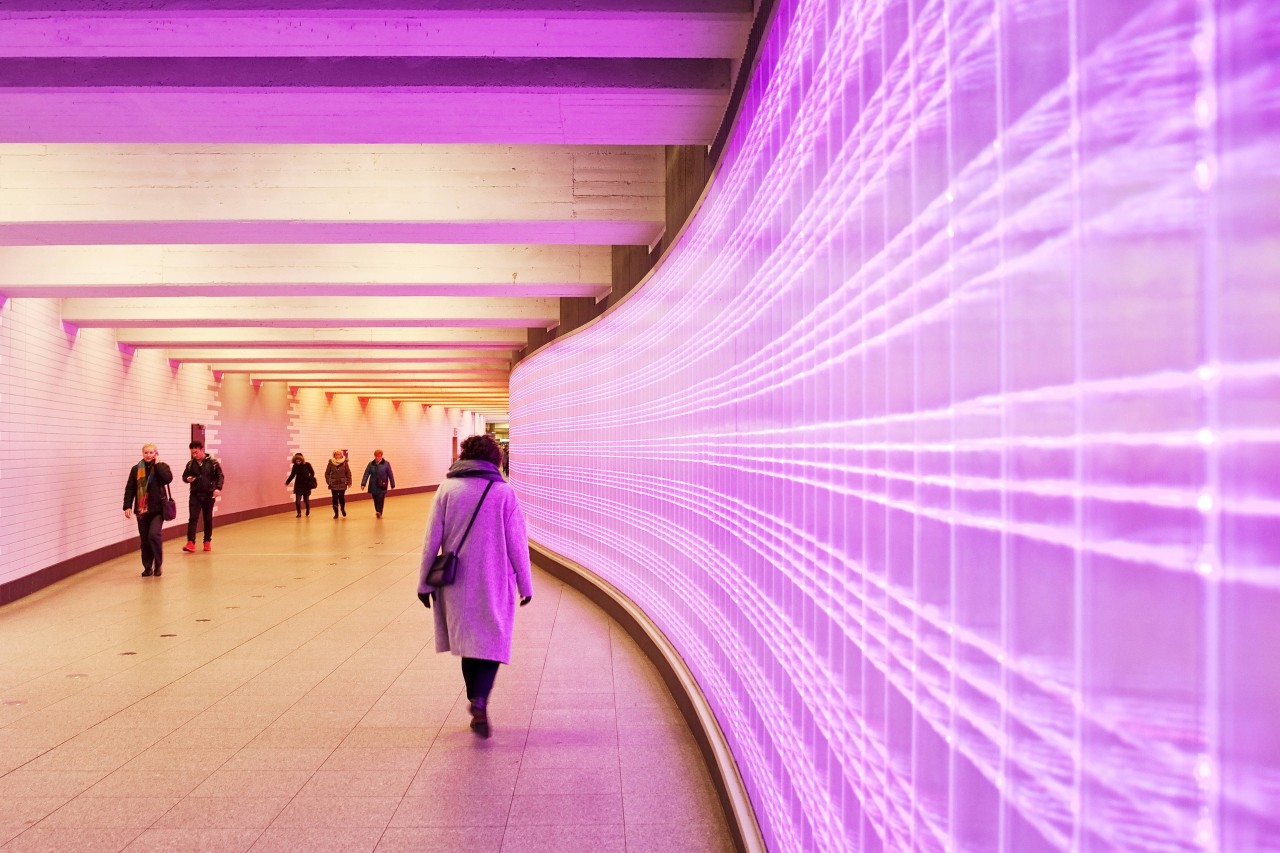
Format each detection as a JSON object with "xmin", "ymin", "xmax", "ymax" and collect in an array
[{"xmin": 418, "ymin": 460, "xmax": 534, "ymax": 663}]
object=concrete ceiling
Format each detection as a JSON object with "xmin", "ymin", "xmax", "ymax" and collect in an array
[{"xmin": 0, "ymin": 1, "xmax": 754, "ymax": 418}]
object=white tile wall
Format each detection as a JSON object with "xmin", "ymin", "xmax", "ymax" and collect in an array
[{"xmin": 0, "ymin": 296, "xmax": 490, "ymax": 586}]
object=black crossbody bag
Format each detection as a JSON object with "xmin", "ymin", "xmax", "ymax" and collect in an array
[{"xmin": 425, "ymin": 481, "xmax": 494, "ymax": 587}]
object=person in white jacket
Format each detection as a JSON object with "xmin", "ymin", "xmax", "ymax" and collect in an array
[{"xmin": 418, "ymin": 434, "xmax": 533, "ymax": 737}]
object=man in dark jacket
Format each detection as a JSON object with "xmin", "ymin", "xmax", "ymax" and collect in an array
[
  {"xmin": 123, "ymin": 443, "xmax": 174, "ymax": 577},
  {"xmin": 181, "ymin": 440, "xmax": 224, "ymax": 552}
]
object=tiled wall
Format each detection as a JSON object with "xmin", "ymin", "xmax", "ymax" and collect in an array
[
  {"xmin": 0, "ymin": 297, "xmax": 485, "ymax": 586},
  {"xmin": 510, "ymin": 0, "xmax": 1280, "ymax": 850},
  {"xmin": 0, "ymin": 298, "xmax": 213, "ymax": 583}
]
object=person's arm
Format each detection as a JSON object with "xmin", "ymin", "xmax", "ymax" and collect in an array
[
  {"xmin": 286, "ymin": 465, "xmax": 295, "ymax": 485},
  {"xmin": 386, "ymin": 462, "xmax": 395, "ymax": 490},
  {"xmin": 417, "ymin": 490, "xmax": 448, "ymax": 605},
  {"xmin": 154, "ymin": 462, "xmax": 173, "ymax": 485},
  {"xmin": 123, "ymin": 465, "xmax": 136, "ymax": 517},
  {"xmin": 182, "ymin": 460, "xmax": 196, "ymax": 483},
  {"xmin": 211, "ymin": 460, "xmax": 224, "ymax": 493},
  {"xmin": 360, "ymin": 462, "xmax": 371, "ymax": 489},
  {"xmin": 505, "ymin": 494, "xmax": 534, "ymax": 604}
]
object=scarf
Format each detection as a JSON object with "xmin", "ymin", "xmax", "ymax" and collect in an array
[
  {"xmin": 135, "ymin": 461, "xmax": 150, "ymax": 513},
  {"xmin": 445, "ymin": 459, "xmax": 504, "ymax": 482}
]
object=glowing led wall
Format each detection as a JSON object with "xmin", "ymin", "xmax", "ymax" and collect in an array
[{"xmin": 510, "ymin": 0, "xmax": 1280, "ymax": 850}]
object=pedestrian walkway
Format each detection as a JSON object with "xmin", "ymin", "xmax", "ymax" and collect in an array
[{"xmin": 0, "ymin": 492, "xmax": 733, "ymax": 852}]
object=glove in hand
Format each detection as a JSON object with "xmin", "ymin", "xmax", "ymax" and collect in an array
[
  {"xmin": 418, "ymin": 591, "xmax": 433, "ymax": 609},
  {"xmin": 520, "ymin": 596, "xmax": 532, "ymax": 607}
]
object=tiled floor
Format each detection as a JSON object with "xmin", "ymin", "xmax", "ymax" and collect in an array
[{"xmin": 0, "ymin": 493, "xmax": 733, "ymax": 852}]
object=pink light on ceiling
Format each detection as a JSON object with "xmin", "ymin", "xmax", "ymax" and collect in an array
[{"xmin": 511, "ymin": 0, "xmax": 1280, "ymax": 850}]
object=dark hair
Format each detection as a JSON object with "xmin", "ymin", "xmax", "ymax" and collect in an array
[
  {"xmin": 459, "ymin": 434, "xmax": 503, "ymax": 467},
  {"xmin": 189, "ymin": 440, "xmax": 204, "ymax": 450}
]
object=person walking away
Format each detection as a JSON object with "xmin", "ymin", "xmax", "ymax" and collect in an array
[
  {"xmin": 325, "ymin": 449, "xmax": 352, "ymax": 518},
  {"xmin": 361, "ymin": 449, "xmax": 396, "ymax": 518},
  {"xmin": 417, "ymin": 434, "xmax": 533, "ymax": 737},
  {"xmin": 286, "ymin": 453, "xmax": 316, "ymax": 517},
  {"xmin": 123, "ymin": 443, "xmax": 174, "ymax": 577},
  {"xmin": 181, "ymin": 440, "xmax": 223, "ymax": 552}
]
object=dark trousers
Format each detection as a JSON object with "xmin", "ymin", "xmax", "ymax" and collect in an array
[
  {"xmin": 294, "ymin": 493, "xmax": 310, "ymax": 514},
  {"xmin": 461, "ymin": 657, "xmax": 501, "ymax": 702},
  {"xmin": 135, "ymin": 511, "xmax": 164, "ymax": 570},
  {"xmin": 331, "ymin": 489, "xmax": 346, "ymax": 515},
  {"xmin": 186, "ymin": 493, "xmax": 215, "ymax": 542},
  {"xmin": 371, "ymin": 490, "xmax": 387, "ymax": 514}
]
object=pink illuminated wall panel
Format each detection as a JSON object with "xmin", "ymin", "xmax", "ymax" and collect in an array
[{"xmin": 510, "ymin": 0, "xmax": 1280, "ymax": 850}]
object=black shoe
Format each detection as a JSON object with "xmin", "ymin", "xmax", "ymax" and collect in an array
[
  {"xmin": 296, "ymin": 512, "xmax": 301, "ymax": 518},
  {"xmin": 154, "ymin": 567, "xmax": 162, "ymax": 577},
  {"xmin": 141, "ymin": 568, "xmax": 153, "ymax": 577},
  {"xmin": 469, "ymin": 699, "xmax": 490, "ymax": 738}
]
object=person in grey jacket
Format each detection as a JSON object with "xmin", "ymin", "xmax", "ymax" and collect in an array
[{"xmin": 418, "ymin": 434, "xmax": 533, "ymax": 737}]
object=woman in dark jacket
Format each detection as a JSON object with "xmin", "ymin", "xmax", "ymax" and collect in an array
[
  {"xmin": 360, "ymin": 449, "xmax": 396, "ymax": 518},
  {"xmin": 324, "ymin": 449, "xmax": 353, "ymax": 518},
  {"xmin": 285, "ymin": 452, "xmax": 316, "ymax": 517},
  {"xmin": 123, "ymin": 442, "xmax": 174, "ymax": 577}
]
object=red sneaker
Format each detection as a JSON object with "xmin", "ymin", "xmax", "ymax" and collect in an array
[
  {"xmin": 182, "ymin": 541, "xmax": 196, "ymax": 553},
  {"xmin": 203, "ymin": 542, "xmax": 212, "ymax": 552}
]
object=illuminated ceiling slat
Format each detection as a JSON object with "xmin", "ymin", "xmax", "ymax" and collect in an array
[
  {"xmin": 210, "ymin": 362, "xmax": 509, "ymax": 373},
  {"xmin": 0, "ymin": 60, "xmax": 730, "ymax": 145},
  {"xmin": 63, "ymin": 296, "xmax": 558, "ymax": 328},
  {"xmin": 0, "ymin": 244, "xmax": 608, "ymax": 285},
  {"xmin": 0, "ymin": 3, "xmax": 751, "ymax": 60},
  {"xmin": 0, "ymin": 144, "xmax": 664, "ymax": 247},
  {"xmin": 116, "ymin": 329, "xmax": 529, "ymax": 348}
]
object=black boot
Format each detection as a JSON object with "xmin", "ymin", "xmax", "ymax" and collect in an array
[{"xmin": 469, "ymin": 698, "xmax": 490, "ymax": 738}]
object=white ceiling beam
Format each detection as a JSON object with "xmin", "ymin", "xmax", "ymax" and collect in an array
[
  {"xmin": 0, "ymin": 4, "xmax": 752, "ymax": 60},
  {"xmin": 116, "ymin": 328, "xmax": 529, "ymax": 348},
  {"xmin": 205, "ymin": 360, "xmax": 510, "ymax": 372},
  {"xmin": 0, "ymin": 144, "xmax": 664, "ymax": 246},
  {"xmin": 249, "ymin": 372, "xmax": 507, "ymax": 382},
  {"xmin": 0, "ymin": 243, "xmax": 608, "ymax": 287},
  {"xmin": 0, "ymin": 59, "xmax": 730, "ymax": 145},
  {"xmin": 63, "ymin": 296, "xmax": 558, "ymax": 328}
]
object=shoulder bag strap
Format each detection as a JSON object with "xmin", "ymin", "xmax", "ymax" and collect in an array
[{"xmin": 454, "ymin": 481, "xmax": 495, "ymax": 554}]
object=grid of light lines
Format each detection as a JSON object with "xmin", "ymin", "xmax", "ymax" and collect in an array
[{"xmin": 510, "ymin": 0, "xmax": 1280, "ymax": 850}]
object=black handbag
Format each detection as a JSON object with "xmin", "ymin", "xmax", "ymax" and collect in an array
[
  {"xmin": 162, "ymin": 483, "xmax": 178, "ymax": 521},
  {"xmin": 426, "ymin": 481, "xmax": 494, "ymax": 587}
]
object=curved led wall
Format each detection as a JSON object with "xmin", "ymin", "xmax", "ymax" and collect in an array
[{"xmin": 510, "ymin": 0, "xmax": 1279, "ymax": 849}]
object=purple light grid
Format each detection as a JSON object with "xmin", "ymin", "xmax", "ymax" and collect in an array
[{"xmin": 511, "ymin": 1, "xmax": 1280, "ymax": 850}]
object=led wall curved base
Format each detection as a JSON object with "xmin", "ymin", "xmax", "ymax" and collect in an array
[{"xmin": 510, "ymin": 1, "xmax": 1279, "ymax": 850}]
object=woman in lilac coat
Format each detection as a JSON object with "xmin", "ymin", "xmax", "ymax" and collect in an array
[{"xmin": 418, "ymin": 434, "xmax": 533, "ymax": 737}]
